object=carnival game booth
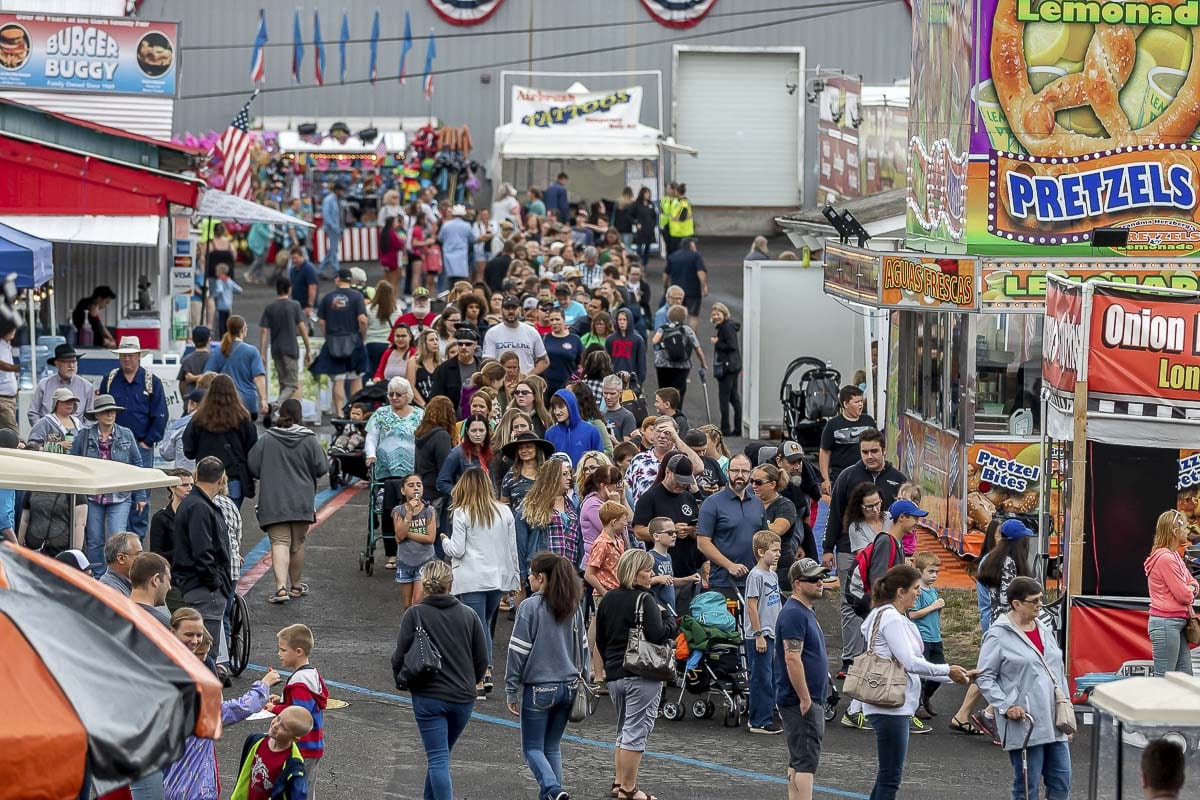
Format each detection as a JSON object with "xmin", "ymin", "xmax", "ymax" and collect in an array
[
  {"xmin": 493, "ymin": 83, "xmax": 693, "ymax": 212},
  {"xmin": 1041, "ymin": 276, "xmax": 1200, "ymax": 698},
  {"xmin": 258, "ymin": 116, "xmax": 426, "ymax": 264}
]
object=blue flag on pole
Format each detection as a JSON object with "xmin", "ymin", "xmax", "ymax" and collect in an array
[
  {"xmin": 291, "ymin": 9, "xmax": 303, "ymax": 83},
  {"xmin": 313, "ymin": 10, "xmax": 325, "ymax": 86},
  {"xmin": 423, "ymin": 32, "xmax": 436, "ymax": 100},
  {"xmin": 339, "ymin": 11, "xmax": 349, "ymax": 84},
  {"xmin": 369, "ymin": 10, "xmax": 379, "ymax": 84},
  {"xmin": 399, "ymin": 11, "xmax": 413, "ymax": 85},
  {"xmin": 250, "ymin": 10, "xmax": 267, "ymax": 84}
]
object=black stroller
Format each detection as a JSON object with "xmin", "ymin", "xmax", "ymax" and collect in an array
[
  {"xmin": 779, "ymin": 357, "xmax": 841, "ymax": 456},
  {"xmin": 328, "ymin": 381, "xmax": 388, "ymax": 489}
]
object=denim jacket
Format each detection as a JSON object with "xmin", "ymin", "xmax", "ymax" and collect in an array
[{"xmin": 70, "ymin": 422, "xmax": 147, "ymax": 504}]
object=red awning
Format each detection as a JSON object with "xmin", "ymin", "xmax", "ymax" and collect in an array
[{"xmin": 0, "ymin": 132, "xmax": 202, "ymax": 217}]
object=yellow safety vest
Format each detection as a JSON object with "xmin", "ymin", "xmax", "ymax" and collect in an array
[
  {"xmin": 668, "ymin": 197, "xmax": 695, "ymax": 239},
  {"xmin": 658, "ymin": 196, "xmax": 676, "ymax": 229}
]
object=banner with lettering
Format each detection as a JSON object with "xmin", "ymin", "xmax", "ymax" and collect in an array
[
  {"xmin": 1042, "ymin": 275, "xmax": 1085, "ymax": 397},
  {"xmin": 510, "ymin": 85, "xmax": 643, "ymax": 130},
  {"xmin": 0, "ymin": 12, "xmax": 176, "ymax": 96},
  {"xmin": 879, "ymin": 254, "xmax": 979, "ymax": 310},
  {"xmin": 1087, "ymin": 282, "xmax": 1200, "ymax": 411},
  {"xmin": 959, "ymin": 0, "xmax": 1200, "ymax": 255}
]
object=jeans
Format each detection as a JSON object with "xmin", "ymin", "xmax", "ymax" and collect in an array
[
  {"xmin": 746, "ymin": 635, "xmax": 776, "ymax": 728},
  {"xmin": 319, "ymin": 234, "xmax": 340, "ymax": 278},
  {"xmin": 716, "ymin": 370, "xmax": 742, "ymax": 434},
  {"xmin": 128, "ymin": 770, "xmax": 165, "ymax": 800},
  {"xmin": 1148, "ymin": 615, "xmax": 1192, "ymax": 676},
  {"xmin": 128, "ymin": 444, "xmax": 155, "ymax": 538},
  {"xmin": 85, "ymin": 498, "xmax": 131, "ymax": 575},
  {"xmin": 226, "ymin": 478, "xmax": 244, "ymax": 510},
  {"xmin": 247, "ymin": 250, "xmax": 269, "ymax": 282},
  {"xmin": 411, "ymin": 694, "xmax": 474, "ymax": 800},
  {"xmin": 1009, "ymin": 740, "xmax": 1071, "ymax": 800},
  {"xmin": 459, "ymin": 590, "xmax": 503, "ymax": 667},
  {"xmin": 636, "ymin": 242, "xmax": 651, "ymax": 266},
  {"xmin": 867, "ymin": 714, "xmax": 910, "ymax": 800},
  {"xmin": 520, "ymin": 681, "xmax": 575, "ymax": 800},
  {"xmin": 515, "ymin": 515, "xmax": 534, "ymax": 582}
]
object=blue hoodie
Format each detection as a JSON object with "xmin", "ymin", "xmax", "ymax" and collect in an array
[{"xmin": 545, "ymin": 389, "xmax": 602, "ymax": 467}]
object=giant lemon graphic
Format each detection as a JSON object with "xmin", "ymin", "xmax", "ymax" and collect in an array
[{"xmin": 1025, "ymin": 22, "xmax": 1069, "ymax": 66}]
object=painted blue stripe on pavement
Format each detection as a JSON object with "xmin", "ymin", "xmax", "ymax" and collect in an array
[
  {"xmin": 237, "ymin": 485, "xmax": 345, "ymax": 578},
  {"xmin": 245, "ymin": 665, "xmax": 869, "ymax": 799}
]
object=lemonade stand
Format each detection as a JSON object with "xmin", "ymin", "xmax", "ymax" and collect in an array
[{"xmin": 824, "ymin": 0, "xmax": 1200, "ymax": 575}]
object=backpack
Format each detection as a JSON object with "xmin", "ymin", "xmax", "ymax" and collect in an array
[
  {"xmin": 660, "ymin": 323, "xmax": 692, "ymax": 363},
  {"xmin": 804, "ymin": 371, "xmax": 839, "ymax": 420},
  {"xmin": 846, "ymin": 533, "xmax": 900, "ymax": 618},
  {"xmin": 689, "ymin": 591, "xmax": 737, "ymax": 632},
  {"xmin": 23, "ymin": 492, "xmax": 74, "ymax": 556},
  {"xmin": 103, "ymin": 367, "xmax": 157, "ymax": 399}
]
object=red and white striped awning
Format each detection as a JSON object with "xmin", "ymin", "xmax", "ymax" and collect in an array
[{"xmin": 314, "ymin": 227, "xmax": 379, "ymax": 263}]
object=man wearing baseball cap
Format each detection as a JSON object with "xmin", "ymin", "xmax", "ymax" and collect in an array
[
  {"xmin": 774, "ymin": 440, "xmax": 822, "ymax": 565},
  {"xmin": 482, "ymin": 294, "xmax": 548, "ymax": 375},
  {"xmin": 776, "ymin": 557, "xmax": 832, "ymax": 799},
  {"xmin": 397, "ymin": 287, "xmax": 436, "ymax": 333},
  {"xmin": 430, "ymin": 325, "xmax": 482, "ymax": 411}
]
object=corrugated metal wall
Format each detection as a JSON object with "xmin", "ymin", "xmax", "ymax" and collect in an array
[
  {"xmin": 166, "ymin": 0, "xmax": 912, "ymax": 209},
  {"xmin": 51, "ymin": 240, "xmax": 161, "ymax": 337}
]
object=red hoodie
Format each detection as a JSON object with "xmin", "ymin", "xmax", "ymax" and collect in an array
[
  {"xmin": 1145, "ymin": 547, "xmax": 1198, "ymax": 618},
  {"xmin": 268, "ymin": 664, "xmax": 329, "ymax": 759}
]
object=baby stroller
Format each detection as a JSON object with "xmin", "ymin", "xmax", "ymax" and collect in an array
[
  {"xmin": 661, "ymin": 591, "xmax": 751, "ymax": 727},
  {"xmin": 779, "ymin": 357, "xmax": 841, "ymax": 455},
  {"xmin": 329, "ymin": 381, "xmax": 388, "ymax": 489}
]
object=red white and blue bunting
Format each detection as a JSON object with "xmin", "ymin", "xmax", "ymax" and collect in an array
[
  {"xmin": 638, "ymin": 0, "xmax": 718, "ymax": 28},
  {"xmin": 426, "ymin": 0, "xmax": 506, "ymax": 26}
]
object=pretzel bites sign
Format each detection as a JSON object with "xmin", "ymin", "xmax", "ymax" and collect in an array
[
  {"xmin": 1087, "ymin": 284, "xmax": 1200, "ymax": 410},
  {"xmin": 967, "ymin": 0, "xmax": 1200, "ymax": 255}
]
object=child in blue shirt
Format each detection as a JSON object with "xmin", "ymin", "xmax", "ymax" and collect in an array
[
  {"xmin": 212, "ymin": 263, "xmax": 243, "ymax": 335},
  {"xmin": 909, "ymin": 551, "xmax": 946, "ymax": 719},
  {"xmin": 647, "ymin": 516, "xmax": 700, "ymax": 614},
  {"xmin": 744, "ymin": 530, "xmax": 783, "ymax": 734}
]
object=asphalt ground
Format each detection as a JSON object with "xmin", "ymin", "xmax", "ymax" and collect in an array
[{"xmin": 203, "ymin": 239, "xmax": 1096, "ymax": 799}]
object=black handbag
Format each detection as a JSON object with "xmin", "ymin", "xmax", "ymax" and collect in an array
[
  {"xmin": 397, "ymin": 607, "xmax": 443, "ymax": 690},
  {"xmin": 713, "ymin": 362, "xmax": 728, "ymax": 379},
  {"xmin": 327, "ymin": 331, "xmax": 358, "ymax": 360}
]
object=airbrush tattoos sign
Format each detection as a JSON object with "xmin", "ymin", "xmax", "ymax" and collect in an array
[
  {"xmin": 0, "ymin": 13, "xmax": 176, "ymax": 96},
  {"xmin": 511, "ymin": 85, "xmax": 643, "ymax": 130},
  {"xmin": 962, "ymin": 0, "xmax": 1200, "ymax": 255}
]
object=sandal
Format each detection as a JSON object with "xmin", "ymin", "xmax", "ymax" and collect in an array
[
  {"xmin": 610, "ymin": 781, "xmax": 620, "ymax": 798},
  {"xmin": 289, "ymin": 583, "xmax": 310, "ymax": 599},
  {"xmin": 617, "ymin": 788, "xmax": 657, "ymax": 800},
  {"xmin": 385, "ymin": 559, "xmax": 397, "ymax": 570},
  {"xmin": 949, "ymin": 716, "xmax": 983, "ymax": 735},
  {"xmin": 268, "ymin": 588, "xmax": 290, "ymax": 604}
]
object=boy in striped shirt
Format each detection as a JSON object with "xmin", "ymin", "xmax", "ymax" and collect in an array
[{"xmin": 270, "ymin": 624, "xmax": 329, "ymax": 797}]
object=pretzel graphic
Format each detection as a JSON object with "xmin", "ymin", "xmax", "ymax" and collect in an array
[{"xmin": 991, "ymin": 0, "xmax": 1200, "ymax": 157}]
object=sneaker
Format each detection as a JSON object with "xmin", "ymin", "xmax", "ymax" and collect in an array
[
  {"xmin": 552, "ymin": 793, "xmax": 570, "ymax": 800},
  {"xmin": 909, "ymin": 715, "xmax": 932, "ymax": 735},
  {"xmin": 748, "ymin": 722, "xmax": 783, "ymax": 735},
  {"xmin": 840, "ymin": 711, "xmax": 868, "ymax": 730}
]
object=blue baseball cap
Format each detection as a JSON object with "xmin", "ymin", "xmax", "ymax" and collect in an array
[
  {"xmin": 1000, "ymin": 519, "xmax": 1036, "ymax": 540},
  {"xmin": 889, "ymin": 499, "xmax": 928, "ymax": 519}
]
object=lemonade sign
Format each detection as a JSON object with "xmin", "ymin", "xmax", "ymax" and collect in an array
[{"xmin": 963, "ymin": 0, "xmax": 1200, "ymax": 255}]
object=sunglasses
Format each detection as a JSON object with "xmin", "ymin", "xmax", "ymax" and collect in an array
[
  {"xmin": 456, "ymin": 340, "xmax": 477, "ymax": 347},
  {"xmin": 513, "ymin": 389, "xmax": 533, "ymax": 396},
  {"xmin": 750, "ymin": 478, "xmax": 771, "ymax": 487},
  {"xmin": 656, "ymin": 530, "xmax": 678, "ymax": 536},
  {"xmin": 797, "ymin": 576, "xmax": 824, "ymax": 584}
]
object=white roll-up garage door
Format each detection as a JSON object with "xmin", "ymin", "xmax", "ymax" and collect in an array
[{"xmin": 672, "ymin": 48, "xmax": 805, "ymax": 208}]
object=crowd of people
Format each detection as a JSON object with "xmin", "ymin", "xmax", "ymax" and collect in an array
[{"xmin": 6, "ymin": 173, "xmax": 1196, "ymax": 800}]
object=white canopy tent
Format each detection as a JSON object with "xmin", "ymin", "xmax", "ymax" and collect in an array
[
  {"xmin": 0, "ymin": 449, "xmax": 179, "ymax": 494},
  {"xmin": 195, "ymin": 189, "xmax": 315, "ymax": 227}
]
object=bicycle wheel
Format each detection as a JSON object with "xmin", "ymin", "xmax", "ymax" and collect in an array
[{"xmin": 229, "ymin": 592, "xmax": 251, "ymax": 676}]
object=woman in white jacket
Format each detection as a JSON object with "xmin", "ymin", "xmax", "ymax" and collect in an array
[
  {"xmin": 859, "ymin": 565, "xmax": 969, "ymax": 800},
  {"xmin": 441, "ymin": 466, "xmax": 520, "ymax": 699}
]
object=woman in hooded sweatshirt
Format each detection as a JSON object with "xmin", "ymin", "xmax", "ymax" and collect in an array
[
  {"xmin": 1145, "ymin": 509, "xmax": 1199, "ymax": 676},
  {"xmin": 248, "ymin": 399, "xmax": 329, "ymax": 603},
  {"xmin": 606, "ymin": 308, "xmax": 647, "ymax": 386},
  {"xmin": 709, "ymin": 302, "xmax": 743, "ymax": 438},
  {"xmin": 545, "ymin": 388, "xmax": 602, "ymax": 469}
]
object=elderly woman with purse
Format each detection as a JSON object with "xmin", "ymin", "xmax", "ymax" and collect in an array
[
  {"xmin": 595, "ymin": 548, "xmax": 678, "ymax": 800},
  {"xmin": 505, "ymin": 552, "xmax": 591, "ymax": 800},
  {"xmin": 975, "ymin": 576, "xmax": 1073, "ymax": 800}
]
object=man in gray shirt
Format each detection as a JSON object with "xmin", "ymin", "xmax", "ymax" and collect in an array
[
  {"xmin": 601, "ymin": 375, "xmax": 637, "ymax": 441},
  {"xmin": 97, "ymin": 531, "xmax": 142, "ymax": 596},
  {"xmin": 260, "ymin": 276, "xmax": 311, "ymax": 402}
]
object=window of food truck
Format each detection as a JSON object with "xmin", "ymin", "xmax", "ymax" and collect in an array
[
  {"xmin": 898, "ymin": 311, "xmax": 959, "ymax": 432},
  {"xmin": 974, "ymin": 313, "xmax": 1043, "ymax": 437}
]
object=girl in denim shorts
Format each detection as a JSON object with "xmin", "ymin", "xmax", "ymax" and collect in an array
[{"xmin": 393, "ymin": 474, "xmax": 438, "ymax": 612}]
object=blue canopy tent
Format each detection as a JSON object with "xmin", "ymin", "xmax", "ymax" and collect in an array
[{"xmin": 0, "ymin": 223, "xmax": 55, "ymax": 364}]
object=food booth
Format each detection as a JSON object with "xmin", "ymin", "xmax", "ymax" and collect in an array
[{"xmin": 819, "ymin": 0, "xmax": 1200, "ymax": 595}]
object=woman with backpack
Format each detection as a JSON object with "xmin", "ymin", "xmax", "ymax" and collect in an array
[
  {"xmin": 652, "ymin": 304, "xmax": 705, "ymax": 406},
  {"xmin": 391, "ymin": 560, "xmax": 488, "ymax": 800}
]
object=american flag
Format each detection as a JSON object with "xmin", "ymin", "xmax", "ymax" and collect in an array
[{"xmin": 215, "ymin": 92, "xmax": 258, "ymax": 199}]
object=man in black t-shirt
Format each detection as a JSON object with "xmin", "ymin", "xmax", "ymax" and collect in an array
[
  {"xmin": 632, "ymin": 453, "xmax": 705, "ymax": 613},
  {"xmin": 260, "ymin": 278, "xmax": 311, "ymax": 403},
  {"xmin": 819, "ymin": 385, "xmax": 877, "ymax": 495}
]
